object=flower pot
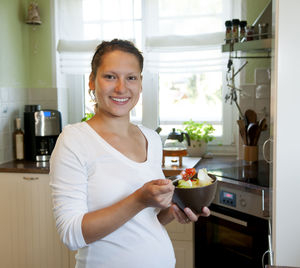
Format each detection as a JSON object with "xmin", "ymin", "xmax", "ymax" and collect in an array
[{"xmin": 187, "ymin": 140, "xmax": 207, "ymax": 157}]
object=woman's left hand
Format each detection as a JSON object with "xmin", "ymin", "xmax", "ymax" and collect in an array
[{"xmin": 171, "ymin": 204, "xmax": 210, "ymax": 224}]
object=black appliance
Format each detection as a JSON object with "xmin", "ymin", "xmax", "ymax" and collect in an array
[
  {"xmin": 195, "ymin": 161, "xmax": 272, "ymax": 268},
  {"xmin": 24, "ymin": 105, "xmax": 62, "ymax": 161}
]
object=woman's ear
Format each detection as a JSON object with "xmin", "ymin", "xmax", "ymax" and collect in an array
[{"xmin": 89, "ymin": 73, "xmax": 95, "ymax": 90}]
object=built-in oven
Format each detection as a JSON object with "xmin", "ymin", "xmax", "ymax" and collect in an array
[{"xmin": 195, "ymin": 161, "xmax": 272, "ymax": 268}]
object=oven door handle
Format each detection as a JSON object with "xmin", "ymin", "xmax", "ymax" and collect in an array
[{"xmin": 210, "ymin": 210, "xmax": 248, "ymax": 227}]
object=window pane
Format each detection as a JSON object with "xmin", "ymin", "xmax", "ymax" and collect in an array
[
  {"xmin": 159, "ymin": 72, "xmax": 222, "ymax": 123},
  {"xmin": 130, "ymin": 93, "xmax": 142, "ymax": 123},
  {"xmin": 157, "ymin": 17, "xmax": 223, "ymax": 35},
  {"xmin": 159, "ymin": 0, "xmax": 222, "ymax": 17}
]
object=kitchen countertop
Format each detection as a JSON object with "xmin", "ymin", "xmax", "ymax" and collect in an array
[
  {"xmin": 0, "ymin": 156, "xmax": 270, "ymax": 192},
  {"xmin": 0, "ymin": 156, "xmax": 231, "ymax": 175},
  {"xmin": 0, "ymin": 160, "xmax": 50, "ymax": 174}
]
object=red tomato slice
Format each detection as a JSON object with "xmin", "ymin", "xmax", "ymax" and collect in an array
[{"xmin": 180, "ymin": 168, "xmax": 196, "ymax": 181}]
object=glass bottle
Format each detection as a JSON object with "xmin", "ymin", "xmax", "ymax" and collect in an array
[
  {"xmin": 239, "ymin": 20, "xmax": 247, "ymax": 42},
  {"xmin": 13, "ymin": 118, "xmax": 24, "ymax": 160},
  {"xmin": 232, "ymin": 19, "xmax": 240, "ymax": 42},
  {"xmin": 225, "ymin": 20, "xmax": 232, "ymax": 44}
]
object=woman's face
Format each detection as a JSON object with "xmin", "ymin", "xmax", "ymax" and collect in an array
[{"xmin": 89, "ymin": 50, "xmax": 142, "ymax": 119}]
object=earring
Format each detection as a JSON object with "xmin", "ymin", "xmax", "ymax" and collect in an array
[{"xmin": 89, "ymin": 89, "xmax": 96, "ymax": 102}]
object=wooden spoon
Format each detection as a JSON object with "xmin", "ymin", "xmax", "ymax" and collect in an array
[
  {"xmin": 237, "ymin": 119, "xmax": 248, "ymax": 145},
  {"xmin": 259, "ymin": 118, "xmax": 267, "ymax": 131},
  {"xmin": 253, "ymin": 118, "xmax": 268, "ymax": 145},
  {"xmin": 247, "ymin": 123, "xmax": 259, "ymax": 146},
  {"xmin": 245, "ymin": 109, "xmax": 257, "ymax": 124}
]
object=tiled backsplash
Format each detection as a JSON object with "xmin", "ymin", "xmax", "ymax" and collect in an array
[
  {"xmin": 0, "ymin": 87, "xmax": 57, "ymax": 164},
  {"xmin": 238, "ymin": 68, "xmax": 271, "ymax": 160}
]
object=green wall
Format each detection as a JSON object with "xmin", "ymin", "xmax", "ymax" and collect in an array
[
  {"xmin": 0, "ymin": 0, "xmax": 53, "ymax": 88},
  {"xmin": 245, "ymin": 0, "xmax": 271, "ymax": 84}
]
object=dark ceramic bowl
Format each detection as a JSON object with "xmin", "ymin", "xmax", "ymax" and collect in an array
[{"xmin": 172, "ymin": 174, "xmax": 217, "ymax": 213}]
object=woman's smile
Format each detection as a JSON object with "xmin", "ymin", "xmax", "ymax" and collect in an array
[{"xmin": 110, "ymin": 96, "xmax": 130, "ymax": 104}]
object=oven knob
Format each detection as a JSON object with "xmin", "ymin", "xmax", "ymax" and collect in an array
[{"xmin": 240, "ymin": 199, "xmax": 246, "ymax": 207}]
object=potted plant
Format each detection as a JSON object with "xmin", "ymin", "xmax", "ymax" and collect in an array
[{"xmin": 179, "ymin": 120, "xmax": 215, "ymax": 157}]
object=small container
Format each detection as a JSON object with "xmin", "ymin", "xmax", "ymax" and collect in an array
[
  {"xmin": 225, "ymin": 20, "xmax": 232, "ymax": 44},
  {"xmin": 13, "ymin": 118, "xmax": 24, "ymax": 160},
  {"xmin": 239, "ymin": 20, "xmax": 247, "ymax": 42},
  {"xmin": 243, "ymin": 145, "xmax": 258, "ymax": 162},
  {"xmin": 246, "ymin": 26, "xmax": 255, "ymax": 41},
  {"xmin": 232, "ymin": 19, "xmax": 240, "ymax": 42},
  {"xmin": 258, "ymin": 23, "xmax": 269, "ymax": 39}
]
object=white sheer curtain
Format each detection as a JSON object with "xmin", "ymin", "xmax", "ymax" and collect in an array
[
  {"xmin": 56, "ymin": 0, "xmax": 140, "ymax": 74},
  {"xmin": 56, "ymin": 0, "xmax": 233, "ymax": 74},
  {"xmin": 143, "ymin": 0, "xmax": 232, "ymax": 74}
]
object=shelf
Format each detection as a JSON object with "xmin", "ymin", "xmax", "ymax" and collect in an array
[{"xmin": 222, "ymin": 38, "xmax": 272, "ymax": 53}]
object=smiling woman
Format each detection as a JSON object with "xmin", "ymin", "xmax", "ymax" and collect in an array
[{"xmin": 50, "ymin": 39, "xmax": 210, "ymax": 268}]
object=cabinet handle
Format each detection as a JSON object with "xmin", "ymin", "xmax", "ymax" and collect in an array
[
  {"xmin": 262, "ymin": 189, "xmax": 265, "ymax": 211},
  {"xmin": 263, "ymin": 138, "xmax": 272, "ymax": 164},
  {"xmin": 23, "ymin": 176, "xmax": 39, "ymax": 181}
]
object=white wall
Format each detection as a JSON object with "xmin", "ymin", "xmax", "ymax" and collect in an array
[{"xmin": 273, "ymin": 0, "xmax": 300, "ymax": 265}]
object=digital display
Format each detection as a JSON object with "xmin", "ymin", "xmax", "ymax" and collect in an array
[
  {"xmin": 223, "ymin": 192, "xmax": 234, "ymax": 199},
  {"xmin": 44, "ymin": 111, "xmax": 51, "ymax": 117}
]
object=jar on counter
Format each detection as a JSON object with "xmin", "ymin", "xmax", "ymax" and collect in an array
[
  {"xmin": 258, "ymin": 23, "xmax": 269, "ymax": 39},
  {"xmin": 225, "ymin": 20, "xmax": 232, "ymax": 44},
  {"xmin": 232, "ymin": 19, "xmax": 240, "ymax": 42},
  {"xmin": 239, "ymin": 20, "xmax": 247, "ymax": 42}
]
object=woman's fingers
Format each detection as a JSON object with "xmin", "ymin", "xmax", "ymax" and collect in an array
[
  {"xmin": 137, "ymin": 179, "xmax": 175, "ymax": 209},
  {"xmin": 172, "ymin": 205, "xmax": 211, "ymax": 224},
  {"xmin": 171, "ymin": 205, "xmax": 188, "ymax": 224},
  {"xmin": 200, "ymin": 206, "xmax": 210, "ymax": 217},
  {"xmin": 183, "ymin": 207, "xmax": 199, "ymax": 222}
]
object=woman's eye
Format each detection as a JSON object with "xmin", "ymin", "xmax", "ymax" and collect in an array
[
  {"xmin": 104, "ymin": 74, "xmax": 115, "ymax": 80},
  {"xmin": 128, "ymin": 76, "xmax": 137, "ymax": 81}
]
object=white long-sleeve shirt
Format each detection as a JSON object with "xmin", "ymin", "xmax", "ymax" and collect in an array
[{"xmin": 49, "ymin": 122, "xmax": 176, "ymax": 268}]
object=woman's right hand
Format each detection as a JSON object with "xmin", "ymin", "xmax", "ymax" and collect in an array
[{"xmin": 135, "ymin": 179, "xmax": 175, "ymax": 209}]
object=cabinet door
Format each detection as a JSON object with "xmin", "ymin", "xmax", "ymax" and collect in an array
[
  {"xmin": 166, "ymin": 221, "xmax": 194, "ymax": 268},
  {"xmin": 0, "ymin": 173, "xmax": 69, "ymax": 268}
]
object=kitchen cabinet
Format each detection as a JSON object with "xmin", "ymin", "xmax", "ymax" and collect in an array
[
  {"xmin": 0, "ymin": 170, "xmax": 194, "ymax": 268},
  {"xmin": 165, "ymin": 220, "xmax": 194, "ymax": 268},
  {"xmin": 0, "ymin": 172, "xmax": 72, "ymax": 268}
]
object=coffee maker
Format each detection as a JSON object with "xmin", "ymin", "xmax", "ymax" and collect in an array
[{"xmin": 24, "ymin": 105, "xmax": 62, "ymax": 161}]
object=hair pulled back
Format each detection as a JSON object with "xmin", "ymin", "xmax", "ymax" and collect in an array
[{"xmin": 90, "ymin": 39, "xmax": 144, "ymax": 80}]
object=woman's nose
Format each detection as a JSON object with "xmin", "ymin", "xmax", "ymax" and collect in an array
[{"xmin": 115, "ymin": 78, "xmax": 126, "ymax": 93}]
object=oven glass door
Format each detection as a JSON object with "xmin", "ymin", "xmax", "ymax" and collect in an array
[{"xmin": 195, "ymin": 204, "xmax": 269, "ymax": 268}]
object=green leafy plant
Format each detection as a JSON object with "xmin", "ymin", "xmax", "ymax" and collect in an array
[
  {"xmin": 81, "ymin": 113, "xmax": 94, "ymax": 122},
  {"xmin": 179, "ymin": 120, "xmax": 215, "ymax": 143}
]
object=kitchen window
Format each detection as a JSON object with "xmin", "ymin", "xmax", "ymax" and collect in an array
[{"xmin": 55, "ymin": 0, "xmax": 239, "ymax": 148}]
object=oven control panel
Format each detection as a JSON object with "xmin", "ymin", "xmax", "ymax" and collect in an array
[
  {"xmin": 213, "ymin": 184, "xmax": 267, "ymax": 218},
  {"xmin": 219, "ymin": 190, "xmax": 236, "ymax": 207}
]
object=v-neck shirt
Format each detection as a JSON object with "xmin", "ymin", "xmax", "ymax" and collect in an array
[{"xmin": 49, "ymin": 122, "xmax": 176, "ymax": 268}]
